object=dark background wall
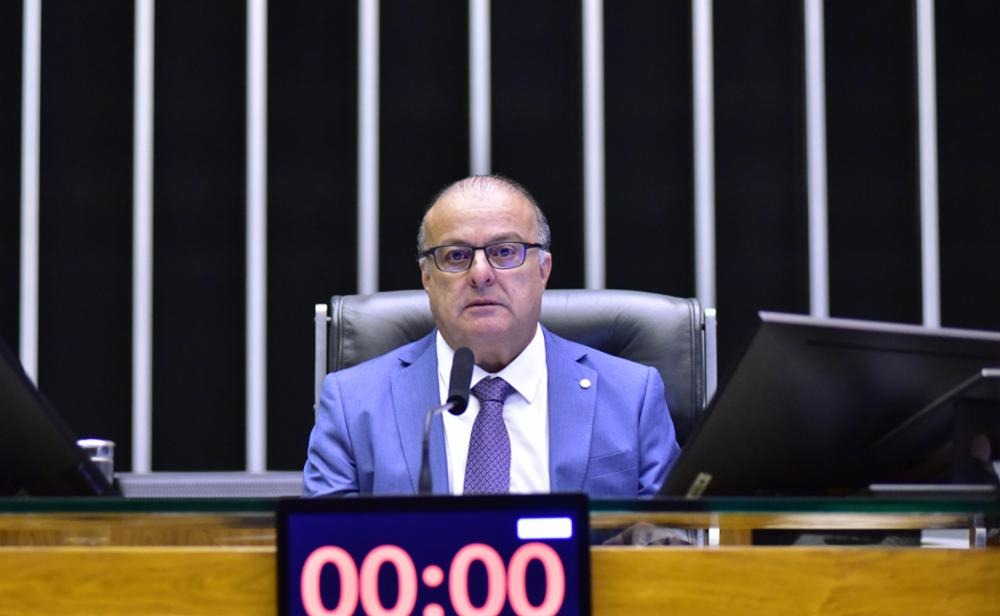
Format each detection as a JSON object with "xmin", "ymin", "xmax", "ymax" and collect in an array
[
  {"xmin": 37, "ymin": 0, "xmax": 135, "ymax": 469},
  {"xmin": 1, "ymin": 2, "xmax": 23, "ymax": 356},
  {"xmin": 1, "ymin": 0, "xmax": 998, "ymax": 471}
]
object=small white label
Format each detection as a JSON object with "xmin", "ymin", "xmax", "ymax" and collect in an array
[
  {"xmin": 517, "ymin": 517, "xmax": 574, "ymax": 540},
  {"xmin": 685, "ymin": 472, "xmax": 712, "ymax": 499}
]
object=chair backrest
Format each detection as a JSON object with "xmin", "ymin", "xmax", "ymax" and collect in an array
[{"xmin": 315, "ymin": 289, "xmax": 716, "ymax": 446}]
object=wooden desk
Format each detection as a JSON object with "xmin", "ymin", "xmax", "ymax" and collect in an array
[
  {"xmin": 0, "ymin": 502, "xmax": 997, "ymax": 614},
  {"xmin": 0, "ymin": 545, "xmax": 998, "ymax": 615}
]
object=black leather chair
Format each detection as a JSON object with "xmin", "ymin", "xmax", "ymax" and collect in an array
[{"xmin": 314, "ymin": 289, "xmax": 716, "ymax": 446}]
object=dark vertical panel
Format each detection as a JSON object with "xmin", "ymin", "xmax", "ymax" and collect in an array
[
  {"xmin": 937, "ymin": 1, "xmax": 1000, "ymax": 332},
  {"xmin": 604, "ymin": 1, "xmax": 693, "ymax": 296},
  {"xmin": 825, "ymin": 0, "xmax": 921, "ymax": 324},
  {"xmin": 379, "ymin": 1, "xmax": 468, "ymax": 292},
  {"xmin": 38, "ymin": 1, "xmax": 134, "ymax": 465},
  {"xmin": 0, "ymin": 2, "xmax": 22, "ymax": 348},
  {"xmin": 493, "ymin": 1, "xmax": 584, "ymax": 289},
  {"xmin": 268, "ymin": 1, "xmax": 358, "ymax": 469},
  {"xmin": 154, "ymin": 2, "xmax": 246, "ymax": 470},
  {"xmin": 714, "ymin": 1, "xmax": 808, "ymax": 372}
]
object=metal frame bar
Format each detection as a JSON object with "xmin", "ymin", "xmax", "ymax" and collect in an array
[
  {"xmin": 19, "ymin": 0, "xmax": 42, "ymax": 382},
  {"xmin": 469, "ymin": 0, "xmax": 491, "ymax": 175},
  {"xmin": 804, "ymin": 0, "xmax": 830, "ymax": 318},
  {"xmin": 132, "ymin": 0, "xmax": 155, "ymax": 473},
  {"xmin": 583, "ymin": 0, "xmax": 606, "ymax": 289},
  {"xmin": 692, "ymin": 0, "xmax": 716, "ymax": 309},
  {"xmin": 916, "ymin": 0, "xmax": 941, "ymax": 327},
  {"xmin": 357, "ymin": 0, "xmax": 380, "ymax": 294},
  {"xmin": 245, "ymin": 0, "xmax": 268, "ymax": 471}
]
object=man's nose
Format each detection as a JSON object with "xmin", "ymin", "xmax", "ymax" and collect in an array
[{"xmin": 467, "ymin": 249, "xmax": 495, "ymax": 287}]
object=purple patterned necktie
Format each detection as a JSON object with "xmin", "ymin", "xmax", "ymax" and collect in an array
[{"xmin": 464, "ymin": 377, "xmax": 515, "ymax": 494}]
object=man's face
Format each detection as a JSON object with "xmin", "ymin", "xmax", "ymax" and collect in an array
[{"xmin": 420, "ymin": 188, "xmax": 552, "ymax": 368}]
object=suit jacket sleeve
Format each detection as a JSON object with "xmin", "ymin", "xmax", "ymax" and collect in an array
[
  {"xmin": 638, "ymin": 365, "xmax": 682, "ymax": 496},
  {"xmin": 302, "ymin": 372, "xmax": 360, "ymax": 496}
]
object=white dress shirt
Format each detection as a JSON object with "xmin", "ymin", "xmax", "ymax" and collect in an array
[{"xmin": 435, "ymin": 325, "xmax": 550, "ymax": 494}]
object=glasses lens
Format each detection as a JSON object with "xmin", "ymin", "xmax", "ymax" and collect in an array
[
  {"xmin": 485, "ymin": 242, "xmax": 526, "ymax": 269},
  {"xmin": 435, "ymin": 246, "xmax": 473, "ymax": 272}
]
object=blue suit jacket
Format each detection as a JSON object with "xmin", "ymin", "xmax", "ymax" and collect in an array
[{"xmin": 303, "ymin": 328, "xmax": 681, "ymax": 498}]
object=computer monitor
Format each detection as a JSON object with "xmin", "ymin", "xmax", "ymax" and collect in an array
[
  {"xmin": 659, "ymin": 312, "xmax": 1000, "ymax": 497},
  {"xmin": 0, "ymin": 337, "xmax": 117, "ymax": 496}
]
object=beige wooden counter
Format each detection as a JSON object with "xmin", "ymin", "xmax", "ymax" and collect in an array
[
  {"xmin": 0, "ymin": 544, "xmax": 998, "ymax": 615},
  {"xmin": 0, "ymin": 505, "xmax": 996, "ymax": 614}
]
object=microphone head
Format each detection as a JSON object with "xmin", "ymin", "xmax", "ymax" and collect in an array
[{"xmin": 446, "ymin": 347, "xmax": 475, "ymax": 415}]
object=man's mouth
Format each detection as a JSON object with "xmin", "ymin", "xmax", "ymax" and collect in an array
[{"xmin": 466, "ymin": 300, "xmax": 502, "ymax": 309}]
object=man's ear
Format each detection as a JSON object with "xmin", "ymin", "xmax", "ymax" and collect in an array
[
  {"xmin": 420, "ymin": 259, "xmax": 431, "ymax": 290},
  {"xmin": 539, "ymin": 251, "xmax": 552, "ymax": 286}
]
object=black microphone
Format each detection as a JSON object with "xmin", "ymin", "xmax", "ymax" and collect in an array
[
  {"xmin": 418, "ymin": 347, "xmax": 474, "ymax": 494},
  {"xmin": 444, "ymin": 347, "xmax": 475, "ymax": 415}
]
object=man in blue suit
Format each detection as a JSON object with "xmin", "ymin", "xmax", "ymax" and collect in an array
[{"xmin": 304, "ymin": 175, "xmax": 681, "ymax": 497}]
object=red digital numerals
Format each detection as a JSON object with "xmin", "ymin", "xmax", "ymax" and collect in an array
[{"xmin": 300, "ymin": 542, "xmax": 566, "ymax": 616}]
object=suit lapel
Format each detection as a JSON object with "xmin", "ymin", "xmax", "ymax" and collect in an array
[
  {"xmin": 545, "ymin": 331, "xmax": 597, "ymax": 492},
  {"xmin": 389, "ymin": 335, "xmax": 445, "ymax": 493}
]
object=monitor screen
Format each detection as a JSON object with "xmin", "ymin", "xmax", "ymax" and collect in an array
[
  {"xmin": 277, "ymin": 494, "xmax": 590, "ymax": 616},
  {"xmin": 0, "ymin": 337, "xmax": 117, "ymax": 496},
  {"xmin": 659, "ymin": 312, "xmax": 1000, "ymax": 497}
]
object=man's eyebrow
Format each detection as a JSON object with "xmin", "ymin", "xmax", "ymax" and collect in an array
[
  {"xmin": 435, "ymin": 233, "xmax": 526, "ymax": 246},
  {"xmin": 485, "ymin": 233, "xmax": 525, "ymax": 243}
]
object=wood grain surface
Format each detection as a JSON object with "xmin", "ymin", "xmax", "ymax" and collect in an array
[
  {"xmin": 1, "ymin": 545, "xmax": 997, "ymax": 615},
  {"xmin": 590, "ymin": 546, "xmax": 1000, "ymax": 615},
  {"xmin": 0, "ymin": 513, "xmax": 276, "ymax": 546},
  {"xmin": 0, "ymin": 547, "xmax": 274, "ymax": 615}
]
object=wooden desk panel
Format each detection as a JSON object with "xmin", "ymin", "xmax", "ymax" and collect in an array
[
  {"xmin": 0, "ymin": 547, "xmax": 274, "ymax": 615},
  {"xmin": 591, "ymin": 546, "xmax": 1000, "ymax": 615},
  {"xmin": 0, "ymin": 513, "xmax": 275, "ymax": 546},
  {"xmin": 1, "ymin": 546, "xmax": 998, "ymax": 615}
]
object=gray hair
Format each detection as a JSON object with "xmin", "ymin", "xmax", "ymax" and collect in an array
[{"xmin": 416, "ymin": 175, "xmax": 551, "ymax": 257}]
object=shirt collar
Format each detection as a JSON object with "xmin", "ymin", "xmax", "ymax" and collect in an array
[{"xmin": 435, "ymin": 324, "xmax": 546, "ymax": 403}]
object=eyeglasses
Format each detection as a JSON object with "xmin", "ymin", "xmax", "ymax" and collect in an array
[{"xmin": 420, "ymin": 241, "xmax": 545, "ymax": 273}]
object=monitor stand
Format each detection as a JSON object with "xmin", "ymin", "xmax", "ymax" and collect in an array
[{"xmin": 870, "ymin": 368, "xmax": 1000, "ymax": 488}]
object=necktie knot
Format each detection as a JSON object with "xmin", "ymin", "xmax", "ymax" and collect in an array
[{"xmin": 472, "ymin": 377, "xmax": 516, "ymax": 405}]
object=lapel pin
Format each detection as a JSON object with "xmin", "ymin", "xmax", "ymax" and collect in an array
[{"xmin": 579, "ymin": 378, "xmax": 592, "ymax": 389}]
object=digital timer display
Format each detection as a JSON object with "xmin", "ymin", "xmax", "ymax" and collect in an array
[{"xmin": 277, "ymin": 494, "xmax": 590, "ymax": 616}]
